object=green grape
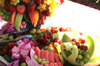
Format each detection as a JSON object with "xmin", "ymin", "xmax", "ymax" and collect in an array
[
  {"xmin": 41, "ymin": 61, "xmax": 46, "ymax": 65},
  {"xmin": 42, "ymin": 58, "xmax": 46, "ymax": 61},
  {"xmin": 31, "ymin": 37, "xmax": 36, "ymax": 41},
  {"xmin": 38, "ymin": 33, "xmax": 43, "ymax": 38},
  {"xmin": 5, "ymin": 34, "xmax": 9, "ymax": 39},
  {"xmin": 48, "ymin": 47, "xmax": 52, "ymax": 52},
  {"xmin": 85, "ymin": 54, "xmax": 90, "ymax": 59},
  {"xmin": 21, "ymin": 63, "xmax": 26, "ymax": 66},
  {"xmin": 41, "ymin": 49, "xmax": 44, "ymax": 51},
  {"xmin": 34, "ymin": 35, "xmax": 37, "ymax": 38},
  {"xmin": 76, "ymin": 58, "xmax": 80, "ymax": 63},
  {"xmin": 83, "ymin": 57, "xmax": 88, "ymax": 62},
  {"xmin": 44, "ymin": 46, "xmax": 48, "ymax": 50},
  {"xmin": 3, "ymin": 9, "xmax": 6, "ymax": 13},
  {"xmin": 6, "ymin": 15, "xmax": 9, "ymax": 20},
  {"xmin": 82, "ymin": 51, "xmax": 87, "ymax": 56},
  {"xmin": 77, "ymin": 55, "xmax": 83, "ymax": 59},
  {"xmin": 78, "ymin": 49, "xmax": 82, "ymax": 55},
  {"xmin": 38, "ymin": 58, "xmax": 42, "ymax": 63},
  {"xmin": 2, "ymin": 15, "xmax": 6, "ymax": 20},
  {"xmin": 33, "ymin": 29, "xmax": 36, "ymax": 33},
  {"xmin": 2, "ymin": 35, "xmax": 7, "ymax": 40},
  {"xmin": 0, "ymin": 12, "xmax": 4, "ymax": 16},
  {"xmin": 36, "ymin": 30, "xmax": 41, "ymax": 34},
  {"xmin": 46, "ymin": 61, "xmax": 49, "ymax": 64},
  {"xmin": 9, "ymin": 36, "xmax": 14, "ymax": 40},
  {"xmin": 71, "ymin": 42, "xmax": 76, "ymax": 45},
  {"xmin": 33, "ymin": 55, "xmax": 38, "ymax": 61},
  {"xmin": 79, "ymin": 60, "xmax": 84, "ymax": 65},
  {"xmin": 54, "ymin": 42, "xmax": 58, "ymax": 47}
]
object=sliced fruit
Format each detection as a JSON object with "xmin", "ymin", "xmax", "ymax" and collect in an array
[
  {"xmin": 61, "ymin": 32, "xmax": 74, "ymax": 43},
  {"xmin": 17, "ymin": 5, "xmax": 26, "ymax": 15},
  {"xmin": 35, "ymin": 0, "xmax": 42, "ymax": 4},
  {"xmin": 14, "ymin": 12, "xmax": 23, "ymax": 30},
  {"xmin": 10, "ymin": 12, "xmax": 16, "ymax": 25},
  {"xmin": 61, "ymin": 42, "xmax": 79, "ymax": 65},
  {"xmin": 33, "ymin": 9, "xmax": 39, "ymax": 27},
  {"xmin": 85, "ymin": 35, "xmax": 95, "ymax": 59}
]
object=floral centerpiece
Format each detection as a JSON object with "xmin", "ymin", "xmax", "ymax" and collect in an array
[{"xmin": 0, "ymin": 0, "xmax": 64, "ymax": 30}]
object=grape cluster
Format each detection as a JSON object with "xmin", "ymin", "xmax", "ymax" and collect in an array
[
  {"xmin": 2, "ymin": 34, "xmax": 14, "ymax": 40},
  {"xmin": 42, "ymin": 46, "xmax": 52, "ymax": 52},
  {"xmin": 0, "ymin": 8, "xmax": 11, "ymax": 21},
  {"xmin": 76, "ymin": 49, "xmax": 90, "ymax": 65},
  {"xmin": 33, "ymin": 55, "xmax": 49, "ymax": 65}
]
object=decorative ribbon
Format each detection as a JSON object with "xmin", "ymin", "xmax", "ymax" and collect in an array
[{"xmin": 8, "ymin": 38, "xmax": 40, "ymax": 66}]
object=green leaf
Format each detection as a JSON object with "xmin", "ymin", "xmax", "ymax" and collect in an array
[{"xmin": 3, "ymin": 54, "xmax": 13, "ymax": 63}]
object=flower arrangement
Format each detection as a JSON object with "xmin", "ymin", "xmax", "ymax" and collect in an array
[{"xmin": 0, "ymin": 0, "xmax": 64, "ymax": 30}]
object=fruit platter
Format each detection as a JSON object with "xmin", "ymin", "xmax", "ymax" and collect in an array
[{"xmin": 0, "ymin": 0, "xmax": 100, "ymax": 66}]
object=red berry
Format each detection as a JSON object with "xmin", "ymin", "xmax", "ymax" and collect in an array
[
  {"xmin": 80, "ymin": 45, "xmax": 88, "ymax": 51},
  {"xmin": 53, "ymin": 38, "xmax": 60, "ymax": 43},
  {"xmin": 44, "ymin": 33, "xmax": 47, "ymax": 39},
  {"xmin": 58, "ymin": 40, "xmax": 61, "ymax": 44},
  {"xmin": 42, "ymin": 9, "xmax": 50, "ymax": 16},
  {"xmin": 71, "ymin": 38, "xmax": 76, "ymax": 42},
  {"xmin": 8, "ymin": 43, "xmax": 15, "ymax": 49},
  {"xmin": 79, "ymin": 32, "xmax": 83, "ymax": 35},
  {"xmin": 35, "ymin": 0, "xmax": 42, "ymax": 3},
  {"xmin": 59, "ymin": 27, "xmax": 64, "ymax": 31},
  {"xmin": 8, "ymin": 49, "xmax": 12, "ymax": 53},
  {"xmin": 32, "ymin": 41, "xmax": 38, "ymax": 47},
  {"xmin": 2, "ymin": 49, "xmax": 8, "ymax": 55},
  {"xmin": 60, "ymin": 0, "xmax": 64, "ymax": 4},
  {"xmin": 75, "ymin": 41, "xmax": 80, "ymax": 44},
  {"xmin": 81, "ymin": 39, "xmax": 85, "ymax": 44}
]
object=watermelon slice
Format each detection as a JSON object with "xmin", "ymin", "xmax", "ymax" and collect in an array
[
  {"xmin": 40, "ymin": 50, "xmax": 44, "ymax": 59},
  {"xmin": 54, "ymin": 54, "xmax": 61, "ymax": 62},
  {"xmin": 57, "ymin": 62, "xmax": 63, "ymax": 66},
  {"xmin": 34, "ymin": 47, "xmax": 41, "ymax": 58},
  {"xmin": 54, "ymin": 63, "xmax": 58, "ymax": 66},
  {"xmin": 48, "ymin": 52, "xmax": 55, "ymax": 63},
  {"xmin": 49, "ymin": 63, "xmax": 54, "ymax": 66},
  {"xmin": 42, "ymin": 50, "xmax": 49, "ymax": 61}
]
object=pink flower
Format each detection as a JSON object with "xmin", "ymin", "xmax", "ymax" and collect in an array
[{"xmin": 0, "ymin": 16, "xmax": 3, "ymax": 23}]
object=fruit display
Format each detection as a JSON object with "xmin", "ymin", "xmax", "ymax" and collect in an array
[
  {"xmin": 0, "ymin": 26, "xmax": 100, "ymax": 66},
  {"xmin": 0, "ymin": 0, "xmax": 100, "ymax": 66},
  {"xmin": 0, "ymin": 0, "xmax": 64, "ymax": 31}
]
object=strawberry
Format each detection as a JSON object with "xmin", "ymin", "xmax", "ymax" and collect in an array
[
  {"xmin": 2, "ymin": 49, "xmax": 8, "ymax": 55},
  {"xmin": 8, "ymin": 43, "xmax": 15, "ymax": 49},
  {"xmin": 35, "ymin": 0, "xmax": 42, "ymax": 4},
  {"xmin": 10, "ymin": 12, "xmax": 16, "ymax": 25},
  {"xmin": 27, "ymin": 2, "xmax": 36, "ymax": 13},
  {"xmin": 8, "ymin": 49, "xmax": 12, "ymax": 53},
  {"xmin": 6, "ymin": 0, "xmax": 17, "ymax": 13},
  {"xmin": 32, "ymin": 41, "xmax": 38, "ymax": 47},
  {"xmin": 60, "ymin": 0, "xmax": 64, "ymax": 4},
  {"xmin": 42, "ymin": 9, "xmax": 50, "ymax": 16},
  {"xmin": 17, "ymin": 5, "xmax": 26, "ymax": 15}
]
